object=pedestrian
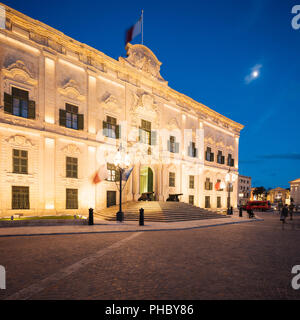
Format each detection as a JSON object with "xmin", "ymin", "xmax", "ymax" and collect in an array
[
  {"xmin": 289, "ymin": 203, "xmax": 294, "ymax": 220},
  {"xmin": 280, "ymin": 204, "xmax": 288, "ymax": 225}
]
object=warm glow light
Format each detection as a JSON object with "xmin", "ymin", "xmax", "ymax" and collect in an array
[
  {"xmin": 45, "ymin": 203, "xmax": 54, "ymax": 210},
  {"xmin": 252, "ymin": 70, "xmax": 259, "ymax": 78},
  {"xmin": 45, "ymin": 116, "xmax": 55, "ymax": 124}
]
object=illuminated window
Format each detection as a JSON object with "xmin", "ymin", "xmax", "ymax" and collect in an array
[
  {"xmin": 103, "ymin": 116, "xmax": 120, "ymax": 139},
  {"xmin": 12, "ymin": 186, "xmax": 29, "ymax": 209},
  {"xmin": 205, "ymin": 178, "xmax": 213, "ymax": 190},
  {"xmin": 66, "ymin": 157, "xmax": 78, "ymax": 178},
  {"xmin": 59, "ymin": 104, "xmax": 84, "ymax": 130},
  {"xmin": 189, "ymin": 176, "xmax": 194, "ymax": 189},
  {"xmin": 13, "ymin": 149, "xmax": 28, "ymax": 174},
  {"xmin": 188, "ymin": 142, "xmax": 197, "ymax": 158},
  {"xmin": 66, "ymin": 189, "xmax": 78, "ymax": 209},
  {"xmin": 168, "ymin": 136, "xmax": 179, "ymax": 153},
  {"xmin": 4, "ymin": 87, "xmax": 35, "ymax": 119},
  {"xmin": 107, "ymin": 163, "xmax": 120, "ymax": 182},
  {"xmin": 169, "ymin": 172, "xmax": 175, "ymax": 187},
  {"xmin": 205, "ymin": 147, "xmax": 214, "ymax": 162}
]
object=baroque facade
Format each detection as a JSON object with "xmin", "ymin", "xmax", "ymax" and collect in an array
[{"xmin": 0, "ymin": 4, "xmax": 244, "ymax": 217}]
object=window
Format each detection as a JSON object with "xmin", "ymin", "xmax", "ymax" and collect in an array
[
  {"xmin": 189, "ymin": 195, "xmax": 194, "ymax": 205},
  {"xmin": 205, "ymin": 147, "xmax": 214, "ymax": 162},
  {"xmin": 217, "ymin": 196, "xmax": 222, "ymax": 208},
  {"xmin": 188, "ymin": 142, "xmax": 198, "ymax": 158},
  {"xmin": 168, "ymin": 136, "xmax": 179, "ymax": 153},
  {"xmin": 13, "ymin": 149, "xmax": 28, "ymax": 174},
  {"xmin": 59, "ymin": 104, "xmax": 84, "ymax": 130},
  {"xmin": 205, "ymin": 196, "xmax": 211, "ymax": 208},
  {"xmin": 189, "ymin": 176, "xmax": 195, "ymax": 189},
  {"xmin": 66, "ymin": 157, "xmax": 78, "ymax": 178},
  {"xmin": 107, "ymin": 163, "xmax": 120, "ymax": 182},
  {"xmin": 103, "ymin": 116, "xmax": 120, "ymax": 139},
  {"xmin": 12, "ymin": 186, "xmax": 29, "ymax": 209},
  {"xmin": 169, "ymin": 172, "xmax": 175, "ymax": 187},
  {"xmin": 139, "ymin": 120, "xmax": 156, "ymax": 146},
  {"xmin": 217, "ymin": 151, "xmax": 225, "ymax": 164},
  {"xmin": 227, "ymin": 154, "xmax": 235, "ymax": 167},
  {"xmin": 66, "ymin": 189, "xmax": 78, "ymax": 209},
  {"xmin": 205, "ymin": 178, "xmax": 213, "ymax": 191},
  {"xmin": 4, "ymin": 87, "xmax": 35, "ymax": 119}
]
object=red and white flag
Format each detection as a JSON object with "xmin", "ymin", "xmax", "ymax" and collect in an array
[
  {"xmin": 125, "ymin": 15, "xmax": 142, "ymax": 45},
  {"xmin": 91, "ymin": 164, "xmax": 108, "ymax": 185}
]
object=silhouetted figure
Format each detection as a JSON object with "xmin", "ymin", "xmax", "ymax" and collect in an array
[
  {"xmin": 280, "ymin": 204, "xmax": 289, "ymax": 226},
  {"xmin": 289, "ymin": 203, "xmax": 294, "ymax": 220}
]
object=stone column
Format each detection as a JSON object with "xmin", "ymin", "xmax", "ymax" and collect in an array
[
  {"xmin": 43, "ymin": 54, "xmax": 56, "ymax": 125},
  {"xmin": 133, "ymin": 162, "xmax": 140, "ymax": 201},
  {"xmin": 44, "ymin": 137, "xmax": 55, "ymax": 213}
]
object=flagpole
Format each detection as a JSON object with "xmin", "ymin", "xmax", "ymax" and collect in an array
[{"xmin": 142, "ymin": 9, "xmax": 144, "ymax": 45}]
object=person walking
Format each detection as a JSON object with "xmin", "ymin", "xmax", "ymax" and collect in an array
[
  {"xmin": 280, "ymin": 204, "xmax": 289, "ymax": 227},
  {"xmin": 289, "ymin": 203, "xmax": 294, "ymax": 220}
]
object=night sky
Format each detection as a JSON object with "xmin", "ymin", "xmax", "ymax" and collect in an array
[{"xmin": 3, "ymin": 0, "xmax": 300, "ymax": 189}]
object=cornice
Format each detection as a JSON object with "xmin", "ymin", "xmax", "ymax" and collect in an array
[{"xmin": 1, "ymin": 2, "xmax": 244, "ymax": 133}]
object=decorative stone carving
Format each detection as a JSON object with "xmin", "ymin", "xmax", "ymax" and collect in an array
[
  {"xmin": 6, "ymin": 135, "xmax": 34, "ymax": 147},
  {"xmin": 2, "ymin": 60, "xmax": 37, "ymax": 86},
  {"xmin": 130, "ymin": 92, "xmax": 159, "ymax": 126},
  {"xmin": 167, "ymin": 118, "xmax": 180, "ymax": 131},
  {"xmin": 99, "ymin": 93, "xmax": 121, "ymax": 114},
  {"xmin": 119, "ymin": 43, "xmax": 166, "ymax": 83},
  {"xmin": 61, "ymin": 144, "xmax": 82, "ymax": 155},
  {"xmin": 204, "ymin": 136, "xmax": 214, "ymax": 145},
  {"xmin": 57, "ymin": 80, "xmax": 85, "ymax": 101}
]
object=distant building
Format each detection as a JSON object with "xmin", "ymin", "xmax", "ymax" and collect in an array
[
  {"xmin": 289, "ymin": 178, "xmax": 300, "ymax": 205},
  {"xmin": 267, "ymin": 187, "xmax": 290, "ymax": 205},
  {"xmin": 238, "ymin": 175, "xmax": 251, "ymax": 205}
]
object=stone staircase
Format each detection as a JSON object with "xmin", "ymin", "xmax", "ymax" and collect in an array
[{"xmin": 95, "ymin": 201, "xmax": 228, "ymax": 223}]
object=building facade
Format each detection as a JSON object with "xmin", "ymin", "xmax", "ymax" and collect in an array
[
  {"xmin": 289, "ymin": 178, "xmax": 300, "ymax": 205},
  {"xmin": 0, "ymin": 4, "xmax": 244, "ymax": 217},
  {"xmin": 238, "ymin": 175, "xmax": 251, "ymax": 206},
  {"xmin": 267, "ymin": 187, "xmax": 290, "ymax": 205}
]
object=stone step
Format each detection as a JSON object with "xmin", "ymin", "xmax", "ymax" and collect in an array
[{"xmin": 95, "ymin": 201, "xmax": 227, "ymax": 223}]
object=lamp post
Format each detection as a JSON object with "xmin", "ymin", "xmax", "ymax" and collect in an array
[
  {"xmin": 225, "ymin": 168, "xmax": 236, "ymax": 215},
  {"xmin": 114, "ymin": 145, "xmax": 131, "ymax": 222}
]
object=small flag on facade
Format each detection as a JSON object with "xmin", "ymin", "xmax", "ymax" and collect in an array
[
  {"xmin": 122, "ymin": 166, "xmax": 134, "ymax": 182},
  {"xmin": 125, "ymin": 14, "xmax": 142, "ymax": 45},
  {"xmin": 215, "ymin": 181, "xmax": 221, "ymax": 191},
  {"xmin": 92, "ymin": 164, "xmax": 108, "ymax": 185}
]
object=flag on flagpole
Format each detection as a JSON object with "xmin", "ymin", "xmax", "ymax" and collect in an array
[
  {"xmin": 215, "ymin": 181, "xmax": 221, "ymax": 191},
  {"xmin": 125, "ymin": 15, "xmax": 142, "ymax": 45},
  {"xmin": 92, "ymin": 164, "xmax": 109, "ymax": 185},
  {"xmin": 122, "ymin": 166, "xmax": 134, "ymax": 182}
]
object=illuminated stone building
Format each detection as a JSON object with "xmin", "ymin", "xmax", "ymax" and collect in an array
[
  {"xmin": 0, "ymin": 4, "xmax": 244, "ymax": 217},
  {"xmin": 289, "ymin": 178, "xmax": 300, "ymax": 206}
]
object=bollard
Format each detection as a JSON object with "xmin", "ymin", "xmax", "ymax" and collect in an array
[
  {"xmin": 88, "ymin": 208, "xmax": 94, "ymax": 225},
  {"xmin": 239, "ymin": 207, "xmax": 243, "ymax": 217},
  {"xmin": 139, "ymin": 208, "xmax": 144, "ymax": 226}
]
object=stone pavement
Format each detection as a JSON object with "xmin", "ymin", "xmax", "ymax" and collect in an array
[{"xmin": 0, "ymin": 213, "xmax": 263, "ymax": 237}]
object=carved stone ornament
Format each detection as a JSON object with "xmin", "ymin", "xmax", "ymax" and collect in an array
[
  {"xmin": 99, "ymin": 93, "xmax": 121, "ymax": 113},
  {"xmin": 61, "ymin": 144, "xmax": 82, "ymax": 155},
  {"xmin": 130, "ymin": 92, "xmax": 159, "ymax": 126},
  {"xmin": 119, "ymin": 43, "xmax": 166, "ymax": 83},
  {"xmin": 2, "ymin": 60, "xmax": 37, "ymax": 86},
  {"xmin": 204, "ymin": 136, "xmax": 214, "ymax": 146},
  {"xmin": 58, "ymin": 80, "xmax": 86, "ymax": 102},
  {"xmin": 6, "ymin": 135, "xmax": 34, "ymax": 147},
  {"xmin": 167, "ymin": 118, "xmax": 180, "ymax": 131}
]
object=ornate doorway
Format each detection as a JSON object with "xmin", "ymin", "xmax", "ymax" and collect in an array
[{"xmin": 140, "ymin": 167, "xmax": 153, "ymax": 194}]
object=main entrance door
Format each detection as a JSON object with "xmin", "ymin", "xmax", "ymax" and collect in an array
[
  {"xmin": 140, "ymin": 167, "xmax": 153, "ymax": 194},
  {"xmin": 107, "ymin": 191, "xmax": 116, "ymax": 208}
]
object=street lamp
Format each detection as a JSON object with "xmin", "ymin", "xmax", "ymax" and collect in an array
[
  {"xmin": 114, "ymin": 145, "xmax": 131, "ymax": 222},
  {"xmin": 225, "ymin": 168, "xmax": 237, "ymax": 215}
]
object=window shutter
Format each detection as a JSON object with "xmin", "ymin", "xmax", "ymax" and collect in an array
[
  {"xmin": 167, "ymin": 140, "xmax": 170, "ymax": 151},
  {"xmin": 103, "ymin": 121, "xmax": 108, "ymax": 136},
  {"xmin": 115, "ymin": 168, "xmax": 120, "ymax": 182},
  {"xmin": 175, "ymin": 142, "xmax": 179, "ymax": 153},
  {"xmin": 231, "ymin": 159, "xmax": 235, "ymax": 167},
  {"xmin": 151, "ymin": 130, "xmax": 157, "ymax": 145},
  {"xmin": 59, "ymin": 109, "xmax": 66, "ymax": 127},
  {"xmin": 77, "ymin": 114, "xmax": 84, "ymax": 130},
  {"xmin": 195, "ymin": 148, "xmax": 198, "ymax": 158},
  {"xmin": 28, "ymin": 100, "xmax": 36, "ymax": 119},
  {"xmin": 221, "ymin": 156, "xmax": 225, "ymax": 164},
  {"xmin": 116, "ymin": 124, "xmax": 121, "ymax": 139},
  {"xmin": 4, "ymin": 93, "xmax": 13, "ymax": 114},
  {"xmin": 210, "ymin": 153, "xmax": 214, "ymax": 162}
]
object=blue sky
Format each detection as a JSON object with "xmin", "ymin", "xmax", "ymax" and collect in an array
[{"xmin": 4, "ymin": 0, "xmax": 300, "ymax": 189}]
